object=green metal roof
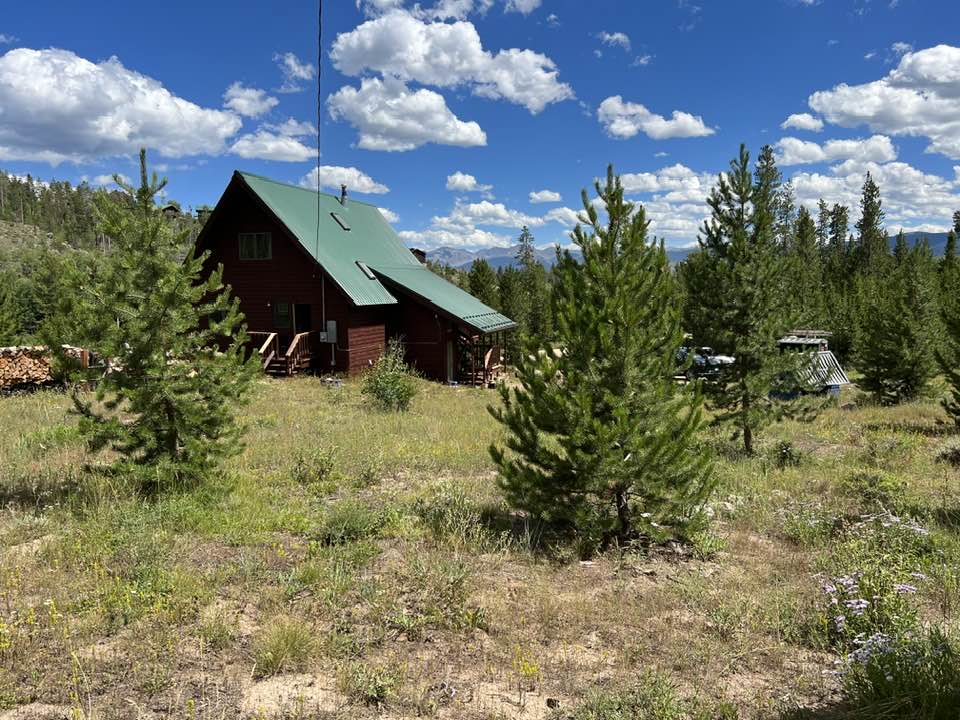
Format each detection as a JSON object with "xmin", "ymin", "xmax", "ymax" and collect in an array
[
  {"xmin": 371, "ymin": 264, "xmax": 517, "ymax": 333},
  {"xmin": 236, "ymin": 172, "xmax": 515, "ymax": 333}
]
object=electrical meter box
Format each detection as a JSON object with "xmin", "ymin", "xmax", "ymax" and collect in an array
[{"xmin": 318, "ymin": 320, "xmax": 336, "ymax": 344}]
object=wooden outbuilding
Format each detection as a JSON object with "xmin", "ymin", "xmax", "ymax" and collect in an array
[{"xmin": 196, "ymin": 172, "xmax": 516, "ymax": 383}]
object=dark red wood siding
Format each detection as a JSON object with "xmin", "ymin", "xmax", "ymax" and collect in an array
[
  {"xmin": 385, "ymin": 294, "xmax": 452, "ymax": 381},
  {"xmin": 197, "ymin": 177, "xmax": 464, "ymax": 382}
]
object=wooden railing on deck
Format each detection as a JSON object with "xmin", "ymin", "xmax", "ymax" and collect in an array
[
  {"xmin": 249, "ymin": 332, "xmax": 279, "ymax": 370},
  {"xmin": 284, "ymin": 331, "xmax": 314, "ymax": 375}
]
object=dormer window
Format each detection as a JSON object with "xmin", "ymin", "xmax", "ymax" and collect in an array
[
  {"xmin": 239, "ymin": 232, "xmax": 272, "ymax": 260},
  {"xmin": 331, "ymin": 212, "xmax": 351, "ymax": 231}
]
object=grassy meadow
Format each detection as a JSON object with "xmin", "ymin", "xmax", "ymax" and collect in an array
[{"xmin": 1, "ymin": 376, "xmax": 959, "ymax": 719}]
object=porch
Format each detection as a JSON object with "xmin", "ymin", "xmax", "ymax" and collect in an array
[{"xmin": 248, "ymin": 331, "xmax": 315, "ymax": 376}]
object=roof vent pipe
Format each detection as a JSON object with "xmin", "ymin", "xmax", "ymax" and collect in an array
[{"xmin": 339, "ymin": 184, "xmax": 348, "ymax": 206}]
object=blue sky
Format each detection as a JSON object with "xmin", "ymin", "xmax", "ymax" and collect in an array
[{"xmin": 1, "ymin": 0, "xmax": 960, "ymax": 250}]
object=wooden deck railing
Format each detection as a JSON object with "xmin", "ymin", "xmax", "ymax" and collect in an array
[
  {"xmin": 284, "ymin": 331, "xmax": 314, "ymax": 375},
  {"xmin": 249, "ymin": 332, "xmax": 279, "ymax": 370}
]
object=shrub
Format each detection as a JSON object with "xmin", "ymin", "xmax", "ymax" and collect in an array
[
  {"xmin": 414, "ymin": 482, "xmax": 496, "ymax": 550},
  {"xmin": 781, "ymin": 503, "xmax": 835, "ymax": 547},
  {"xmin": 252, "ymin": 616, "xmax": 317, "ymax": 677},
  {"xmin": 338, "ymin": 660, "xmax": 402, "ymax": 707},
  {"xmin": 361, "ymin": 340, "xmax": 417, "ymax": 412},
  {"xmin": 556, "ymin": 672, "xmax": 700, "ymax": 720},
  {"xmin": 773, "ymin": 440, "xmax": 803, "ymax": 470},
  {"xmin": 935, "ymin": 441, "xmax": 960, "ymax": 468},
  {"xmin": 819, "ymin": 511, "xmax": 934, "ymax": 649},
  {"xmin": 314, "ymin": 498, "xmax": 383, "ymax": 546},
  {"xmin": 353, "ymin": 458, "xmax": 384, "ymax": 488},
  {"xmin": 841, "ymin": 470, "xmax": 907, "ymax": 508},
  {"xmin": 291, "ymin": 447, "xmax": 338, "ymax": 493},
  {"xmin": 839, "ymin": 628, "xmax": 960, "ymax": 718}
]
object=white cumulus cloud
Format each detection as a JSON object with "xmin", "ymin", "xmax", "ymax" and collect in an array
[
  {"xmin": 300, "ymin": 165, "xmax": 390, "ymax": 194},
  {"xmin": 446, "ymin": 171, "xmax": 493, "ymax": 193},
  {"xmin": 328, "ymin": 76, "xmax": 486, "ymax": 151},
  {"xmin": 223, "ymin": 82, "xmax": 278, "ymax": 118},
  {"xmin": 529, "ymin": 189, "xmax": 561, "ymax": 203},
  {"xmin": 504, "ymin": 0, "xmax": 542, "ymax": 13},
  {"xmin": 544, "ymin": 206, "xmax": 581, "ymax": 226},
  {"xmin": 91, "ymin": 173, "xmax": 131, "ymax": 187},
  {"xmin": 378, "ymin": 207, "xmax": 400, "ymax": 223},
  {"xmin": 597, "ymin": 96, "xmax": 714, "ymax": 140},
  {"xmin": 274, "ymin": 52, "xmax": 316, "ymax": 93},
  {"xmin": 398, "ymin": 226, "xmax": 511, "ymax": 250},
  {"xmin": 808, "ymin": 44, "xmax": 960, "ymax": 159},
  {"xmin": 775, "ymin": 135, "xmax": 897, "ymax": 166},
  {"xmin": 781, "ymin": 112, "xmax": 824, "ymax": 132},
  {"xmin": 449, "ymin": 199, "xmax": 544, "ymax": 227},
  {"xmin": 230, "ymin": 130, "xmax": 315, "ymax": 162},
  {"xmin": 262, "ymin": 118, "xmax": 316, "ymax": 137},
  {"xmin": 330, "ymin": 10, "xmax": 572, "ymax": 114},
  {"xmin": 0, "ymin": 48, "xmax": 241, "ymax": 164},
  {"xmin": 596, "ymin": 32, "xmax": 631, "ymax": 51},
  {"xmin": 791, "ymin": 159, "xmax": 960, "ymax": 233}
]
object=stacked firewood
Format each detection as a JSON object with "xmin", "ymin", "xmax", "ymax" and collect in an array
[
  {"xmin": 0, "ymin": 346, "xmax": 52, "ymax": 388},
  {"xmin": 0, "ymin": 346, "xmax": 88, "ymax": 389}
]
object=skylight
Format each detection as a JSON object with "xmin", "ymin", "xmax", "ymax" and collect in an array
[
  {"xmin": 331, "ymin": 212, "xmax": 350, "ymax": 231},
  {"xmin": 356, "ymin": 261, "xmax": 376, "ymax": 279}
]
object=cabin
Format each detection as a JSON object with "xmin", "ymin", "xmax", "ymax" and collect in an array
[
  {"xmin": 160, "ymin": 202, "xmax": 182, "ymax": 219},
  {"xmin": 778, "ymin": 330, "xmax": 850, "ymax": 397},
  {"xmin": 195, "ymin": 171, "xmax": 516, "ymax": 384}
]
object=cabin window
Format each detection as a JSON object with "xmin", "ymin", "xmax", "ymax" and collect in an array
[
  {"xmin": 331, "ymin": 212, "xmax": 351, "ymax": 231},
  {"xmin": 273, "ymin": 301, "xmax": 291, "ymax": 329},
  {"xmin": 239, "ymin": 232, "xmax": 272, "ymax": 260}
]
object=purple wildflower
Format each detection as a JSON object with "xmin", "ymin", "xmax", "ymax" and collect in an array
[{"xmin": 844, "ymin": 598, "xmax": 870, "ymax": 615}]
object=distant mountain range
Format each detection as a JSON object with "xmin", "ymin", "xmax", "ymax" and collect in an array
[
  {"xmin": 426, "ymin": 243, "xmax": 694, "ymax": 269},
  {"xmin": 899, "ymin": 231, "xmax": 950, "ymax": 256},
  {"xmin": 425, "ymin": 231, "xmax": 952, "ymax": 270}
]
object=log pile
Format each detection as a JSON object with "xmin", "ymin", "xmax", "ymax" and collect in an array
[{"xmin": 0, "ymin": 346, "xmax": 88, "ymax": 390}]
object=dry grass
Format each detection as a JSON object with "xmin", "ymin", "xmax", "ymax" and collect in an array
[{"xmin": 0, "ymin": 378, "xmax": 958, "ymax": 719}]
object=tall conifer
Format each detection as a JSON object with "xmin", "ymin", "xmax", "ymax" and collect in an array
[
  {"xmin": 686, "ymin": 145, "xmax": 800, "ymax": 454},
  {"xmin": 854, "ymin": 172, "xmax": 889, "ymax": 275},
  {"xmin": 467, "ymin": 258, "xmax": 499, "ymax": 310},
  {"xmin": 857, "ymin": 239, "xmax": 939, "ymax": 404},
  {"xmin": 939, "ymin": 229, "xmax": 960, "ymax": 426},
  {"xmin": 490, "ymin": 167, "xmax": 711, "ymax": 551},
  {"xmin": 49, "ymin": 151, "xmax": 257, "ymax": 490}
]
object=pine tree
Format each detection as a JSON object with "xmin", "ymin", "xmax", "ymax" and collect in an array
[
  {"xmin": 515, "ymin": 226, "xmax": 553, "ymax": 343},
  {"xmin": 823, "ymin": 203, "xmax": 856, "ymax": 359},
  {"xmin": 467, "ymin": 258, "xmax": 499, "ymax": 310},
  {"xmin": 489, "ymin": 167, "xmax": 712, "ymax": 552},
  {"xmin": 893, "ymin": 229, "xmax": 909, "ymax": 265},
  {"xmin": 497, "ymin": 265, "xmax": 527, "ymax": 364},
  {"xmin": 816, "ymin": 199, "xmax": 831, "ymax": 249},
  {"xmin": 942, "ymin": 212, "xmax": 959, "ymax": 281},
  {"xmin": 0, "ymin": 269, "xmax": 19, "ymax": 345},
  {"xmin": 826, "ymin": 203, "xmax": 850, "ymax": 281},
  {"xmin": 686, "ymin": 144, "xmax": 800, "ymax": 454},
  {"xmin": 857, "ymin": 239, "xmax": 939, "ymax": 405},
  {"xmin": 788, "ymin": 205, "xmax": 824, "ymax": 327},
  {"xmin": 854, "ymin": 172, "xmax": 889, "ymax": 276},
  {"xmin": 944, "ymin": 229, "xmax": 958, "ymax": 273},
  {"xmin": 48, "ymin": 150, "xmax": 257, "ymax": 490},
  {"xmin": 939, "ymin": 231, "xmax": 960, "ymax": 426}
]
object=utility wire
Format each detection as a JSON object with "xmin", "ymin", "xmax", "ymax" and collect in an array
[{"xmin": 315, "ymin": 0, "xmax": 322, "ymax": 260}]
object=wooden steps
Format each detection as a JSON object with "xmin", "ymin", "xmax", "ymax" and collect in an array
[{"xmin": 252, "ymin": 331, "xmax": 315, "ymax": 377}]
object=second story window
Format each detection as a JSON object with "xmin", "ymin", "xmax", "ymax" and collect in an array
[{"xmin": 239, "ymin": 232, "xmax": 272, "ymax": 260}]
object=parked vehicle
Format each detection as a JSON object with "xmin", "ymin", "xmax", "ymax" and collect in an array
[{"xmin": 676, "ymin": 346, "xmax": 735, "ymax": 380}]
